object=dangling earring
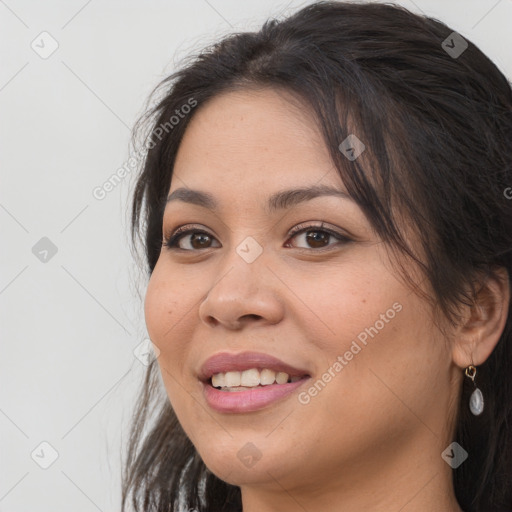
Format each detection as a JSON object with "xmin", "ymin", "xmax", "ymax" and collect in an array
[{"xmin": 465, "ymin": 364, "xmax": 484, "ymax": 416}]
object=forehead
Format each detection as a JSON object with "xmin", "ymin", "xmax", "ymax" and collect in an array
[{"xmin": 171, "ymin": 87, "xmax": 338, "ymax": 191}]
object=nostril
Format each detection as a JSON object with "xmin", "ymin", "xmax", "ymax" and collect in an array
[
  {"xmin": 205, "ymin": 316, "xmax": 219, "ymax": 328},
  {"xmin": 242, "ymin": 314, "xmax": 262, "ymax": 320}
]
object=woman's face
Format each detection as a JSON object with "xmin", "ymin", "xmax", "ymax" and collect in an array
[{"xmin": 144, "ymin": 88, "xmax": 460, "ymax": 500}]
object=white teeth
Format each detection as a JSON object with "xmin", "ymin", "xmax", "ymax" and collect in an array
[
  {"xmin": 211, "ymin": 372, "xmax": 225, "ymax": 388},
  {"xmin": 225, "ymin": 371, "xmax": 241, "ymax": 387},
  {"xmin": 240, "ymin": 368, "xmax": 260, "ymax": 387},
  {"xmin": 275, "ymin": 371, "xmax": 289, "ymax": 385},
  {"xmin": 224, "ymin": 386, "xmax": 253, "ymax": 392},
  {"xmin": 210, "ymin": 368, "xmax": 306, "ymax": 390},
  {"xmin": 260, "ymin": 368, "xmax": 276, "ymax": 385}
]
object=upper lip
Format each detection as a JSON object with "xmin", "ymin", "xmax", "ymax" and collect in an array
[{"xmin": 198, "ymin": 351, "xmax": 311, "ymax": 382}]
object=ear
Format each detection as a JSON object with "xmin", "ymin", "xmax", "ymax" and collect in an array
[{"xmin": 452, "ymin": 266, "xmax": 510, "ymax": 368}]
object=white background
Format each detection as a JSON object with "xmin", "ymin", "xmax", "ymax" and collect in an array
[{"xmin": 1, "ymin": 0, "xmax": 511, "ymax": 510}]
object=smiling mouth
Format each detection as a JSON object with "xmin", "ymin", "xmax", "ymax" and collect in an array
[{"xmin": 208, "ymin": 368, "xmax": 310, "ymax": 392}]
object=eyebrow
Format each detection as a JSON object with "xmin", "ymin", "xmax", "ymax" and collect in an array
[{"xmin": 166, "ymin": 184, "xmax": 354, "ymax": 214}]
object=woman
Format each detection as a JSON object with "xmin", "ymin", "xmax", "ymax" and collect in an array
[{"xmin": 122, "ymin": 2, "xmax": 512, "ymax": 511}]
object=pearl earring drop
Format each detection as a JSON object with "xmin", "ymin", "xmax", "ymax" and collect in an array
[{"xmin": 465, "ymin": 365, "xmax": 484, "ymax": 416}]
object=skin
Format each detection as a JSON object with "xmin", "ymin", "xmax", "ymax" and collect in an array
[{"xmin": 144, "ymin": 87, "xmax": 509, "ymax": 512}]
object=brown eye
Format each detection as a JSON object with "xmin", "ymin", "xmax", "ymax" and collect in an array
[
  {"xmin": 162, "ymin": 223, "xmax": 351, "ymax": 252},
  {"xmin": 286, "ymin": 223, "xmax": 351, "ymax": 251},
  {"xmin": 162, "ymin": 227, "xmax": 220, "ymax": 251},
  {"xmin": 188, "ymin": 232, "xmax": 213, "ymax": 249},
  {"xmin": 304, "ymin": 230, "xmax": 331, "ymax": 248}
]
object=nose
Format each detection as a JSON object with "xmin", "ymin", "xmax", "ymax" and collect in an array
[{"xmin": 198, "ymin": 250, "xmax": 285, "ymax": 330}]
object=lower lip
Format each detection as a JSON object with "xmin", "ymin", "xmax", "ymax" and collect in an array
[{"xmin": 202, "ymin": 378, "xmax": 310, "ymax": 413}]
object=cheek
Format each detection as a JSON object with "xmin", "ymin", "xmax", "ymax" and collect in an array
[
  {"xmin": 143, "ymin": 265, "xmax": 191, "ymax": 374},
  {"xmin": 143, "ymin": 262, "xmax": 206, "ymax": 396},
  {"xmin": 144, "ymin": 262, "xmax": 193, "ymax": 344},
  {"xmin": 143, "ymin": 272, "xmax": 169, "ymax": 346},
  {"xmin": 290, "ymin": 261, "xmax": 403, "ymax": 352},
  {"xmin": 313, "ymin": 295, "xmax": 443, "ymax": 428},
  {"xmin": 143, "ymin": 271, "xmax": 190, "ymax": 410},
  {"xmin": 299, "ymin": 261, "xmax": 438, "ymax": 414}
]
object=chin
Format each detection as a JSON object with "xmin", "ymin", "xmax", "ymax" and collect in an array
[{"xmin": 195, "ymin": 439, "xmax": 290, "ymax": 486}]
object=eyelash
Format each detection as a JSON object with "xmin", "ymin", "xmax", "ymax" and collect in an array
[{"xmin": 162, "ymin": 222, "xmax": 352, "ymax": 252}]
